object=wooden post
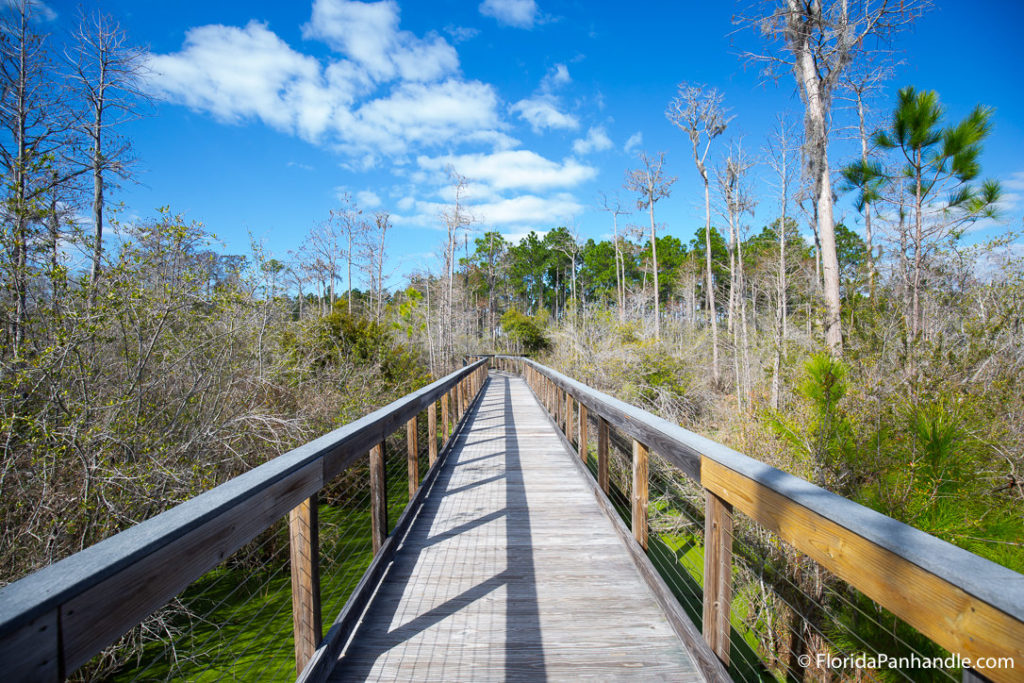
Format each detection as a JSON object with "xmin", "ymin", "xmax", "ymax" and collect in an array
[
  {"xmin": 702, "ymin": 490, "xmax": 733, "ymax": 665},
  {"xmin": 289, "ymin": 494, "xmax": 321, "ymax": 675},
  {"xmin": 632, "ymin": 440, "xmax": 649, "ymax": 550},
  {"xmin": 406, "ymin": 416, "xmax": 418, "ymax": 498},
  {"xmin": 369, "ymin": 443, "xmax": 387, "ymax": 554},
  {"xmin": 578, "ymin": 404, "xmax": 588, "ymax": 462},
  {"xmin": 441, "ymin": 391, "xmax": 450, "ymax": 441},
  {"xmin": 428, "ymin": 401, "xmax": 437, "ymax": 466},
  {"xmin": 565, "ymin": 393, "xmax": 574, "ymax": 443},
  {"xmin": 598, "ymin": 417, "xmax": 609, "ymax": 494}
]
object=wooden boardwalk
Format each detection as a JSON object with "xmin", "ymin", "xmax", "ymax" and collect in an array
[{"xmin": 324, "ymin": 373, "xmax": 704, "ymax": 681}]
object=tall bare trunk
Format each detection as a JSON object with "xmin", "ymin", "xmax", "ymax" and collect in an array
[
  {"xmin": 703, "ymin": 177, "xmax": 719, "ymax": 382},
  {"xmin": 649, "ymin": 202, "xmax": 660, "ymax": 340}
]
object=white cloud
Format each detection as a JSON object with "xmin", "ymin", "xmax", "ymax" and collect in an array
[
  {"xmin": 473, "ymin": 193, "xmax": 582, "ymax": 224},
  {"xmin": 147, "ymin": 22, "xmax": 342, "ymax": 140},
  {"xmin": 357, "ymin": 190, "xmax": 382, "ymax": 208},
  {"xmin": 444, "ymin": 25, "xmax": 480, "ymax": 43},
  {"xmin": 572, "ymin": 126, "xmax": 612, "ymax": 155},
  {"xmin": 146, "ymin": 11, "xmax": 505, "ymax": 160},
  {"xmin": 624, "ymin": 131, "xmax": 643, "ymax": 154},
  {"xmin": 418, "ymin": 150, "xmax": 595, "ymax": 193},
  {"xmin": 510, "ymin": 96, "xmax": 578, "ymax": 132},
  {"xmin": 302, "ymin": 0, "xmax": 458, "ymax": 83},
  {"xmin": 347, "ymin": 79, "xmax": 502, "ymax": 155},
  {"xmin": 541, "ymin": 63, "xmax": 570, "ymax": 91},
  {"xmin": 479, "ymin": 0, "xmax": 538, "ymax": 29}
]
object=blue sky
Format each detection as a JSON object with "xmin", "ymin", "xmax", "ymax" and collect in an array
[{"xmin": 61, "ymin": 0, "xmax": 1024, "ymax": 282}]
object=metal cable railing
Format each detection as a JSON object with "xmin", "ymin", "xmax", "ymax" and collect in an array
[
  {"xmin": 495, "ymin": 354, "xmax": 1023, "ymax": 683},
  {"xmin": 0, "ymin": 360, "xmax": 490, "ymax": 681}
]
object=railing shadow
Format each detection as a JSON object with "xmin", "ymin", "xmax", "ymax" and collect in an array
[{"xmin": 330, "ymin": 375, "xmax": 546, "ymax": 680}]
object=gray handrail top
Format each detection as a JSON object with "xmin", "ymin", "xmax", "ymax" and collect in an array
[
  {"xmin": 0, "ymin": 359, "xmax": 487, "ymax": 636},
  {"xmin": 495, "ymin": 354, "xmax": 1024, "ymax": 623}
]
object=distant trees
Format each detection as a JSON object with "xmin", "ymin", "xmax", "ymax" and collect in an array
[
  {"xmin": 66, "ymin": 8, "xmax": 147, "ymax": 286},
  {"xmin": 742, "ymin": 0, "xmax": 930, "ymax": 354},
  {"xmin": 625, "ymin": 152, "xmax": 676, "ymax": 340},
  {"xmin": 868, "ymin": 87, "xmax": 1000, "ymax": 340},
  {"xmin": 667, "ymin": 84, "xmax": 730, "ymax": 380}
]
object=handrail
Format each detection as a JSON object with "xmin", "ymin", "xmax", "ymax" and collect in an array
[
  {"xmin": 0, "ymin": 358, "xmax": 490, "ymax": 681},
  {"xmin": 489, "ymin": 355, "xmax": 1024, "ymax": 682}
]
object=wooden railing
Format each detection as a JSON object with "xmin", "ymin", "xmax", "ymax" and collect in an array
[
  {"xmin": 490, "ymin": 355, "xmax": 1023, "ymax": 683},
  {"xmin": 0, "ymin": 359, "xmax": 490, "ymax": 681}
]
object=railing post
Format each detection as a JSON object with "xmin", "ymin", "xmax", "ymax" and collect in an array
[
  {"xmin": 632, "ymin": 440, "xmax": 649, "ymax": 550},
  {"xmin": 578, "ymin": 403, "xmax": 588, "ymax": 462},
  {"xmin": 370, "ymin": 443, "xmax": 387, "ymax": 554},
  {"xmin": 406, "ymin": 416, "xmax": 418, "ymax": 498},
  {"xmin": 565, "ymin": 392, "xmax": 574, "ymax": 443},
  {"xmin": 441, "ymin": 390, "xmax": 450, "ymax": 441},
  {"xmin": 428, "ymin": 401, "xmax": 438, "ymax": 466},
  {"xmin": 598, "ymin": 417, "xmax": 609, "ymax": 493},
  {"xmin": 289, "ymin": 494, "xmax": 321, "ymax": 675},
  {"xmin": 702, "ymin": 489, "xmax": 733, "ymax": 666}
]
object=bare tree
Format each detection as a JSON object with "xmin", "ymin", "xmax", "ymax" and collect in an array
[
  {"xmin": 597, "ymin": 192, "xmax": 630, "ymax": 322},
  {"xmin": 716, "ymin": 142, "xmax": 757, "ymax": 411},
  {"xmin": 764, "ymin": 115, "xmax": 798, "ymax": 410},
  {"xmin": 440, "ymin": 168, "xmax": 473, "ymax": 366},
  {"xmin": 329, "ymin": 193, "xmax": 362, "ymax": 315},
  {"xmin": 66, "ymin": 8, "xmax": 147, "ymax": 286},
  {"xmin": 740, "ymin": 0, "xmax": 930, "ymax": 354},
  {"xmin": 667, "ymin": 84, "xmax": 731, "ymax": 378},
  {"xmin": 839, "ymin": 66, "xmax": 891, "ymax": 299},
  {"xmin": 362, "ymin": 211, "xmax": 392, "ymax": 323},
  {"xmin": 0, "ymin": 0, "xmax": 74, "ymax": 353},
  {"xmin": 625, "ymin": 151, "xmax": 676, "ymax": 341}
]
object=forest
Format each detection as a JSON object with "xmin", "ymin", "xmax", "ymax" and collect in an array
[{"xmin": 0, "ymin": 0, "xmax": 1021, "ymax": 680}]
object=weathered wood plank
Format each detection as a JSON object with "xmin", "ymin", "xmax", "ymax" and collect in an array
[
  {"xmin": 289, "ymin": 494, "xmax": 322, "ymax": 675},
  {"xmin": 369, "ymin": 444, "xmax": 387, "ymax": 554},
  {"xmin": 598, "ymin": 417, "xmax": 610, "ymax": 494},
  {"xmin": 702, "ymin": 457, "xmax": 1024, "ymax": 681},
  {"xmin": 407, "ymin": 416, "xmax": 419, "ymax": 498},
  {"xmin": 632, "ymin": 440, "xmax": 649, "ymax": 551},
  {"xmin": 428, "ymin": 401, "xmax": 438, "ymax": 467},
  {"xmin": 578, "ymin": 404, "xmax": 588, "ymax": 462},
  {"xmin": 0, "ymin": 360, "xmax": 488, "ymax": 680},
  {"xmin": 320, "ymin": 374, "xmax": 705, "ymax": 682},
  {"xmin": 565, "ymin": 393, "xmax": 574, "ymax": 444},
  {"xmin": 702, "ymin": 489, "xmax": 732, "ymax": 666}
]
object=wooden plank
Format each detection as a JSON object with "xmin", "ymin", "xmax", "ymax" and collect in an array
[
  {"xmin": 578, "ymin": 404, "xmax": 588, "ymax": 462},
  {"xmin": 428, "ymin": 402, "xmax": 438, "ymax": 467},
  {"xmin": 632, "ymin": 440, "xmax": 649, "ymax": 550},
  {"xmin": 370, "ymin": 444, "xmax": 387, "ymax": 554},
  {"xmin": 60, "ymin": 458, "xmax": 323, "ymax": 673},
  {"xmin": 508, "ymin": 358, "xmax": 702, "ymax": 482},
  {"xmin": 0, "ymin": 360, "xmax": 488, "ymax": 679},
  {"xmin": 407, "ymin": 417, "xmax": 419, "ymax": 498},
  {"xmin": 547, "ymin": 407, "xmax": 731, "ymax": 683},
  {"xmin": 565, "ymin": 393, "xmax": 574, "ymax": 444},
  {"xmin": 702, "ymin": 490, "xmax": 732, "ymax": 666},
  {"xmin": 322, "ymin": 375, "xmax": 707, "ymax": 682},
  {"xmin": 290, "ymin": 494, "xmax": 322, "ymax": 675},
  {"xmin": 0, "ymin": 609, "xmax": 57, "ymax": 681},
  {"xmin": 702, "ymin": 457, "xmax": 1024, "ymax": 681},
  {"xmin": 598, "ymin": 418, "xmax": 610, "ymax": 494},
  {"xmin": 441, "ymin": 391, "xmax": 450, "ymax": 442}
]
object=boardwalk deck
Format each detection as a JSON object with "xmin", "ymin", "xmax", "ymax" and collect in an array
[{"xmin": 324, "ymin": 373, "xmax": 704, "ymax": 682}]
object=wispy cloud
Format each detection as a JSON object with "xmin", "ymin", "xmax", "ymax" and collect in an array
[
  {"xmin": 478, "ymin": 0, "xmax": 538, "ymax": 29},
  {"xmin": 572, "ymin": 126, "xmax": 612, "ymax": 156},
  {"xmin": 145, "ymin": 1, "xmax": 505, "ymax": 161}
]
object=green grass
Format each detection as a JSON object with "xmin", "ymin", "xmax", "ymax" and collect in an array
[{"xmin": 110, "ymin": 440, "xmax": 418, "ymax": 681}]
